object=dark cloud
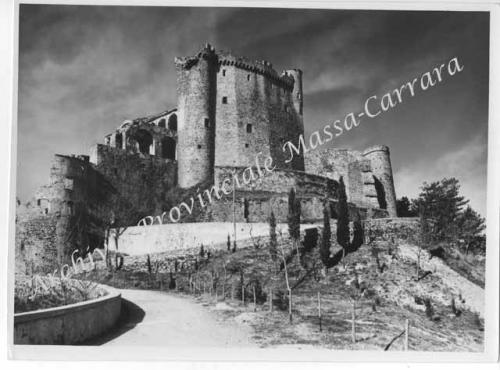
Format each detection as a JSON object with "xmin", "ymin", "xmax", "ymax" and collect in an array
[{"xmin": 16, "ymin": 5, "xmax": 489, "ymax": 215}]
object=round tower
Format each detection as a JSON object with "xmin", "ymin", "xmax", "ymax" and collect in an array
[
  {"xmin": 175, "ymin": 43, "xmax": 218, "ymax": 188},
  {"xmin": 362, "ymin": 145, "xmax": 397, "ymax": 217}
]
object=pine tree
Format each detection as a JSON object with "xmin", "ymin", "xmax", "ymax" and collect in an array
[
  {"xmin": 413, "ymin": 178, "xmax": 469, "ymax": 243},
  {"xmin": 456, "ymin": 206, "xmax": 486, "ymax": 255}
]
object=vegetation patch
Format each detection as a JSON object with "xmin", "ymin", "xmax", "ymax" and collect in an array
[{"xmin": 15, "ymin": 276, "xmax": 107, "ymax": 313}]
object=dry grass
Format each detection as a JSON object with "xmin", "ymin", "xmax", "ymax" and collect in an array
[
  {"xmin": 82, "ymin": 238, "xmax": 484, "ymax": 351},
  {"xmin": 14, "ymin": 276, "xmax": 107, "ymax": 313}
]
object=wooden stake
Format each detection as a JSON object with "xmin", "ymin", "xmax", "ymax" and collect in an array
[
  {"xmin": 288, "ymin": 288, "xmax": 293, "ymax": 324},
  {"xmin": 269, "ymin": 288, "xmax": 273, "ymax": 312},
  {"xmin": 231, "ymin": 284, "xmax": 234, "ymax": 300},
  {"xmin": 404, "ymin": 319, "xmax": 409, "ymax": 351},
  {"xmin": 203, "ymin": 281, "xmax": 206, "ymax": 295},
  {"xmin": 242, "ymin": 285, "xmax": 245, "ymax": 305},
  {"xmin": 318, "ymin": 291, "xmax": 322, "ymax": 332},
  {"xmin": 351, "ymin": 301, "xmax": 356, "ymax": 344},
  {"xmin": 253, "ymin": 286, "xmax": 256, "ymax": 312}
]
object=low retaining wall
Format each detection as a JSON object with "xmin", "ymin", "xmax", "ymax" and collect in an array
[
  {"xmin": 110, "ymin": 222, "xmax": 296, "ymax": 256},
  {"xmin": 14, "ymin": 285, "xmax": 121, "ymax": 345},
  {"xmin": 364, "ymin": 217, "xmax": 420, "ymax": 244}
]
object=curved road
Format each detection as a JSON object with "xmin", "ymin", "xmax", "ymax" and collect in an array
[{"xmin": 92, "ymin": 289, "xmax": 255, "ymax": 347}]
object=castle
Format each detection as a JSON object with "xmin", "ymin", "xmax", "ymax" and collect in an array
[{"xmin": 15, "ymin": 44, "xmax": 397, "ymax": 274}]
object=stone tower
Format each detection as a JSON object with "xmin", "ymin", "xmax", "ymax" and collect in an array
[
  {"xmin": 284, "ymin": 69, "xmax": 305, "ymax": 171},
  {"xmin": 362, "ymin": 145, "xmax": 397, "ymax": 217},
  {"xmin": 286, "ymin": 69, "xmax": 303, "ymax": 116},
  {"xmin": 175, "ymin": 43, "xmax": 218, "ymax": 188}
]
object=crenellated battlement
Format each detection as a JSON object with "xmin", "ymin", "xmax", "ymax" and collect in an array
[
  {"xmin": 217, "ymin": 51, "xmax": 295, "ymax": 90},
  {"xmin": 174, "ymin": 43, "xmax": 218, "ymax": 70}
]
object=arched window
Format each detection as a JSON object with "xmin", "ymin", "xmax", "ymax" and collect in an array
[
  {"xmin": 115, "ymin": 133, "xmax": 123, "ymax": 149},
  {"xmin": 133, "ymin": 129, "xmax": 153, "ymax": 155},
  {"xmin": 168, "ymin": 114, "xmax": 177, "ymax": 131},
  {"xmin": 158, "ymin": 119, "xmax": 166, "ymax": 128},
  {"xmin": 161, "ymin": 137, "xmax": 176, "ymax": 160}
]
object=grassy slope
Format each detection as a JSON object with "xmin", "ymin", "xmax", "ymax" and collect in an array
[{"xmin": 83, "ymin": 236, "xmax": 484, "ymax": 351}]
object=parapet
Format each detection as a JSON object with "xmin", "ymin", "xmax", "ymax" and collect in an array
[
  {"xmin": 210, "ymin": 47, "xmax": 296, "ymax": 90},
  {"xmin": 363, "ymin": 145, "xmax": 390, "ymax": 156}
]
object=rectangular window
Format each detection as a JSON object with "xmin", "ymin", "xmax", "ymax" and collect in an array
[
  {"xmin": 245, "ymin": 143, "xmax": 249, "ymax": 148},
  {"xmin": 247, "ymin": 74, "xmax": 251, "ymax": 81},
  {"xmin": 204, "ymin": 118, "xmax": 210, "ymax": 128},
  {"xmin": 222, "ymin": 69, "xmax": 226, "ymax": 76},
  {"xmin": 246, "ymin": 124, "xmax": 252, "ymax": 133},
  {"xmin": 64, "ymin": 178, "xmax": 74, "ymax": 191},
  {"xmin": 222, "ymin": 96, "xmax": 228, "ymax": 104}
]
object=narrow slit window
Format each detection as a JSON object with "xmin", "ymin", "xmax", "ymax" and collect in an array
[
  {"xmin": 247, "ymin": 74, "xmax": 251, "ymax": 81},
  {"xmin": 222, "ymin": 69, "xmax": 226, "ymax": 76},
  {"xmin": 222, "ymin": 96, "xmax": 228, "ymax": 104},
  {"xmin": 204, "ymin": 118, "xmax": 210, "ymax": 128},
  {"xmin": 246, "ymin": 124, "xmax": 252, "ymax": 133}
]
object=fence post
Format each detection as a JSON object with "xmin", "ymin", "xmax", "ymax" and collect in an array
[
  {"xmin": 253, "ymin": 286, "xmax": 257, "ymax": 312},
  {"xmin": 351, "ymin": 301, "xmax": 356, "ymax": 344},
  {"xmin": 318, "ymin": 291, "xmax": 322, "ymax": 332},
  {"xmin": 269, "ymin": 288, "xmax": 273, "ymax": 312},
  {"xmin": 404, "ymin": 319, "xmax": 409, "ymax": 351}
]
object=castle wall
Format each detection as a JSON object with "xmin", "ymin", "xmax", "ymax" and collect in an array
[
  {"xmin": 199, "ymin": 195, "xmax": 326, "ymax": 223},
  {"xmin": 305, "ymin": 148, "xmax": 380, "ymax": 209},
  {"xmin": 16, "ymin": 154, "xmax": 97, "ymax": 270},
  {"xmin": 16, "ymin": 145, "xmax": 178, "ymax": 272},
  {"xmin": 214, "ymin": 166, "xmax": 334, "ymax": 198},
  {"xmin": 215, "ymin": 62, "xmax": 272, "ymax": 169},
  {"xmin": 91, "ymin": 144, "xmax": 177, "ymax": 218},
  {"xmin": 214, "ymin": 60, "xmax": 304, "ymax": 172}
]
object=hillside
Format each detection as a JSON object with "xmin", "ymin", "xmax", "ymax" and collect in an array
[{"xmin": 83, "ymin": 226, "xmax": 484, "ymax": 351}]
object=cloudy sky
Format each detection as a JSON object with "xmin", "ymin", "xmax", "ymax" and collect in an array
[{"xmin": 17, "ymin": 5, "xmax": 489, "ymax": 216}]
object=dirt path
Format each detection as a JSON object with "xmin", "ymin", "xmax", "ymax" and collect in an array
[{"xmin": 93, "ymin": 289, "xmax": 255, "ymax": 347}]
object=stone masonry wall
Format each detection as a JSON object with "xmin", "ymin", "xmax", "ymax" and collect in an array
[
  {"xmin": 92, "ymin": 143, "xmax": 177, "ymax": 218},
  {"xmin": 364, "ymin": 217, "xmax": 420, "ymax": 245},
  {"xmin": 15, "ymin": 215, "xmax": 60, "ymax": 275}
]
